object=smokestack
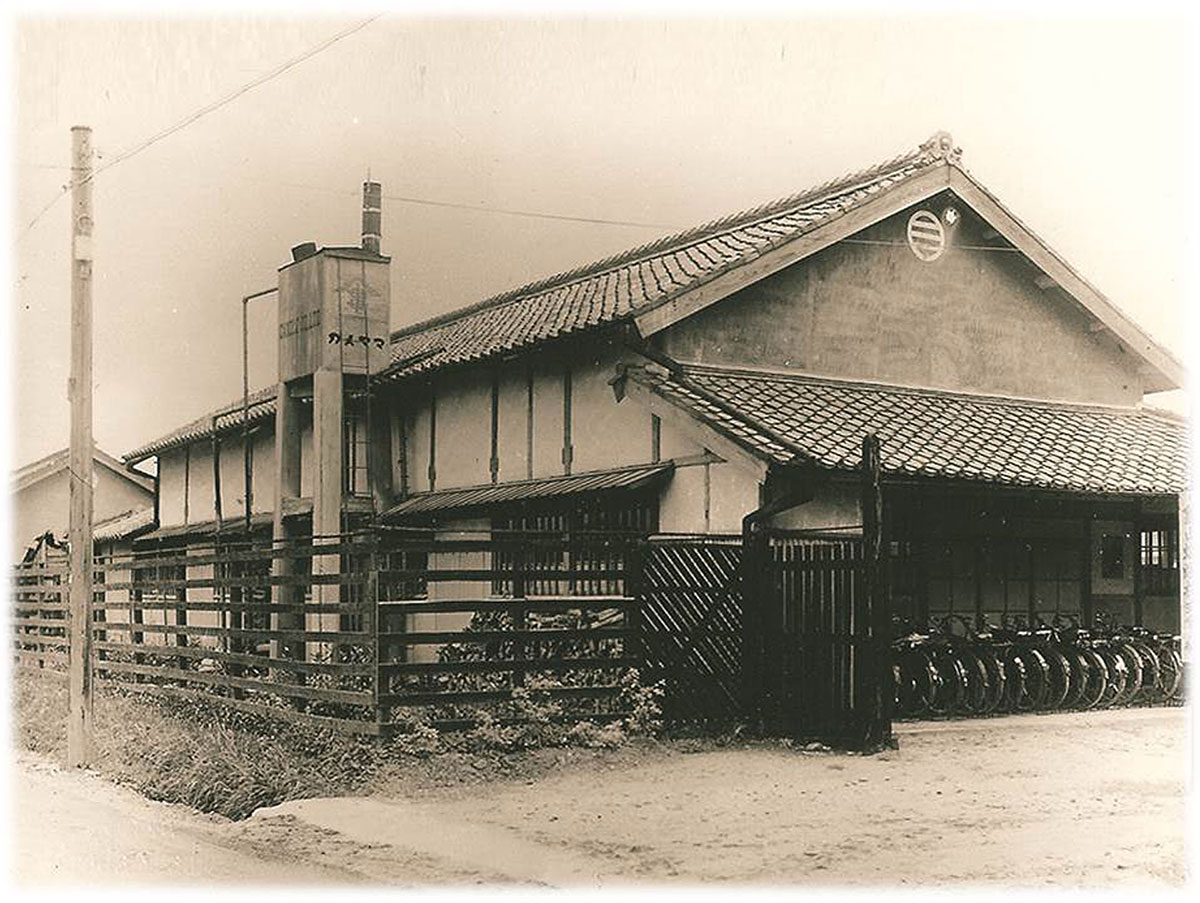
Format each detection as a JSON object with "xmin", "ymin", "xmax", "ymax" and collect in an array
[{"xmin": 361, "ymin": 181, "xmax": 382, "ymax": 255}]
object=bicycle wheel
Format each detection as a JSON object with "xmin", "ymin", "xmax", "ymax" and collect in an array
[
  {"xmin": 1077, "ymin": 648, "xmax": 1108, "ymax": 710},
  {"xmin": 976, "ymin": 646, "xmax": 1007, "ymax": 715},
  {"xmin": 1131, "ymin": 641, "xmax": 1161, "ymax": 702},
  {"xmin": 1060, "ymin": 648, "xmax": 1089, "ymax": 709},
  {"xmin": 1114, "ymin": 643, "xmax": 1144, "ymax": 706},
  {"xmin": 1013, "ymin": 647, "xmax": 1050, "ymax": 711},
  {"xmin": 1096, "ymin": 648, "xmax": 1128, "ymax": 709},
  {"xmin": 1002, "ymin": 648, "xmax": 1027, "ymax": 712},
  {"xmin": 1040, "ymin": 646, "xmax": 1071, "ymax": 711},
  {"xmin": 894, "ymin": 648, "xmax": 936, "ymax": 717},
  {"xmin": 956, "ymin": 647, "xmax": 990, "ymax": 715},
  {"xmin": 1158, "ymin": 647, "xmax": 1183, "ymax": 702},
  {"xmin": 927, "ymin": 648, "xmax": 966, "ymax": 717}
]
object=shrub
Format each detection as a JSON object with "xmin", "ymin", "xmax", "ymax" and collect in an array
[{"xmin": 619, "ymin": 668, "xmax": 665, "ymax": 736}]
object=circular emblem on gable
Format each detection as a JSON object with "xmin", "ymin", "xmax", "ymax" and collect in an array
[{"xmin": 906, "ymin": 210, "xmax": 946, "ymax": 262}]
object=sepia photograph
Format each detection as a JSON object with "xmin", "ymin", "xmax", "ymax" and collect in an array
[{"xmin": 4, "ymin": 1, "xmax": 1194, "ymax": 895}]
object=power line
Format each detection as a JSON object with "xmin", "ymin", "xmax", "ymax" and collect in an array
[
  {"xmin": 382, "ymin": 192, "xmax": 678, "ymax": 231},
  {"xmin": 841, "ymin": 238, "xmax": 1022, "ymax": 252},
  {"xmin": 18, "ymin": 14, "xmax": 382, "ymax": 241}
]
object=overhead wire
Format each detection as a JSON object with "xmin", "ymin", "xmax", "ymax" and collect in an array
[{"xmin": 18, "ymin": 14, "xmax": 383, "ymax": 241}]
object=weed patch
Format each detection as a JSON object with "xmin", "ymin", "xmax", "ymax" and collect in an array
[{"xmin": 12, "ymin": 666, "xmax": 667, "ymax": 821}]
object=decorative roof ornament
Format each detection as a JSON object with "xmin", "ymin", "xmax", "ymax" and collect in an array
[{"xmin": 919, "ymin": 130, "xmax": 962, "ymax": 165}]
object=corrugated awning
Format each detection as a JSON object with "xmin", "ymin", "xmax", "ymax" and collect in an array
[
  {"xmin": 384, "ymin": 463, "xmax": 674, "ymax": 519},
  {"xmin": 93, "ymin": 507, "xmax": 157, "ymax": 543},
  {"xmin": 137, "ymin": 512, "xmax": 275, "ymax": 541}
]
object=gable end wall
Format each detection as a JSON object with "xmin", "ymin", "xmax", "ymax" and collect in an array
[{"xmin": 657, "ymin": 201, "xmax": 1144, "ymax": 406}]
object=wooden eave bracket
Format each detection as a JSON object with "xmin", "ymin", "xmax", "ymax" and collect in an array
[{"xmin": 614, "ymin": 369, "xmax": 771, "ymax": 481}]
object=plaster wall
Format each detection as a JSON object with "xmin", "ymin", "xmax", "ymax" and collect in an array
[
  {"xmin": 157, "ymin": 452, "xmax": 187, "ymax": 527},
  {"xmin": 571, "ymin": 354, "xmax": 656, "ymax": 473},
  {"xmin": 408, "ymin": 396, "xmax": 432, "ymax": 493},
  {"xmin": 771, "ymin": 480, "xmax": 861, "ymax": 531},
  {"xmin": 531, "ymin": 366, "xmax": 565, "ymax": 479},
  {"xmin": 658, "ymin": 203, "xmax": 1144, "ymax": 406},
  {"xmin": 435, "ymin": 368, "xmax": 492, "ymax": 488},
  {"xmin": 496, "ymin": 361, "xmax": 530, "ymax": 482}
]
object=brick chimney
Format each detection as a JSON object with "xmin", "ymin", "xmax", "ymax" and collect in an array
[{"xmin": 362, "ymin": 181, "xmax": 382, "ymax": 255}]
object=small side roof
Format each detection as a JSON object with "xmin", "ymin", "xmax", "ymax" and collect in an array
[
  {"xmin": 93, "ymin": 507, "xmax": 157, "ymax": 543},
  {"xmin": 383, "ymin": 463, "xmax": 673, "ymax": 519},
  {"xmin": 620, "ymin": 362, "xmax": 1187, "ymax": 495}
]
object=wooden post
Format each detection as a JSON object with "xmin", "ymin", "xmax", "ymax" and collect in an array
[
  {"xmin": 67, "ymin": 125, "xmax": 95, "ymax": 767},
  {"xmin": 512, "ymin": 557, "xmax": 527, "ymax": 690},
  {"xmin": 739, "ymin": 514, "xmax": 762, "ymax": 725},
  {"xmin": 367, "ymin": 537, "xmax": 384, "ymax": 730},
  {"xmin": 859, "ymin": 433, "xmax": 893, "ymax": 752}
]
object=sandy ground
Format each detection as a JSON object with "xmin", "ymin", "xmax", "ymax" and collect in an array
[
  {"xmin": 9, "ymin": 752, "xmax": 358, "ymax": 886},
  {"xmin": 12, "ymin": 706, "xmax": 1191, "ymax": 888}
]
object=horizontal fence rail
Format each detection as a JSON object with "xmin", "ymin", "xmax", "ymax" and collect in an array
[{"xmin": 11, "ymin": 530, "xmax": 651, "ymax": 735}]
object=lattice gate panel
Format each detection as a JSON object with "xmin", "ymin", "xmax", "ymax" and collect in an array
[{"xmin": 639, "ymin": 535, "xmax": 744, "ymax": 723}]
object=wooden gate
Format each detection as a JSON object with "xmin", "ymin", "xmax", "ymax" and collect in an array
[
  {"xmin": 639, "ymin": 534, "xmax": 744, "ymax": 723},
  {"xmin": 750, "ymin": 531, "xmax": 864, "ymax": 742},
  {"xmin": 744, "ymin": 435, "xmax": 892, "ymax": 750}
]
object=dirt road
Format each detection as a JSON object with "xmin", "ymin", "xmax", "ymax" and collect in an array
[
  {"xmin": 10, "ymin": 752, "xmax": 361, "ymax": 886},
  {"xmin": 259, "ymin": 706, "xmax": 1190, "ymax": 887},
  {"xmin": 12, "ymin": 706, "xmax": 1189, "ymax": 888}
]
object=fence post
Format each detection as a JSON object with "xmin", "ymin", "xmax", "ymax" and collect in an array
[
  {"xmin": 740, "ymin": 518, "xmax": 764, "ymax": 729},
  {"xmin": 858, "ymin": 433, "xmax": 893, "ymax": 753},
  {"xmin": 367, "ymin": 535, "xmax": 384, "ymax": 733},
  {"xmin": 512, "ymin": 552, "xmax": 527, "ymax": 690},
  {"xmin": 624, "ymin": 537, "xmax": 645, "ymax": 674}
]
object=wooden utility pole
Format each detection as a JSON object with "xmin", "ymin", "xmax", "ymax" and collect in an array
[{"xmin": 67, "ymin": 125, "xmax": 95, "ymax": 767}]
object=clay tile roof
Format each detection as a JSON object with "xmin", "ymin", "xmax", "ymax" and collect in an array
[
  {"xmin": 629, "ymin": 363, "xmax": 1187, "ymax": 495},
  {"xmin": 123, "ymin": 385, "xmax": 279, "ymax": 465},
  {"xmin": 381, "ymin": 134, "xmax": 959, "ymax": 381}
]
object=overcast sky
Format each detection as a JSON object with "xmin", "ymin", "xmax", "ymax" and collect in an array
[{"xmin": 8, "ymin": 8, "xmax": 1196, "ymax": 470}]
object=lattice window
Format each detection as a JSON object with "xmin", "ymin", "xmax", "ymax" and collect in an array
[
  {"xmin": 492, "ymin": 494, "xmax": 656, "ymax": 597},
  {"xmin": 1140, "ymin": 527, "xmax": 1179, "ymax": 595},
  {"xmin": 342, "ymin": 409, "xmax": 370, "ymax": 497}
]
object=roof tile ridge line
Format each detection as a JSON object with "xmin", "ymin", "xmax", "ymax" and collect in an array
[
  {"xmin": 125, "ymin": 387, "xmax": 279, "ymax": 460},
  {"xmin": 677, "ymin": 361, "xmax": 1168, "ymax": 418},
  {"xmin": 212, "ymin": 384, "xmax": 279, "ymax": 417},
  {"xmin": 389, "ymin": 143, "xmax": 937, "ymax": 343},
  {"xmin": 398, "ymin": 460, "xmax": 673, "ymax": 498},
  {"xmin": 389, "ymin": 157, "xmax": 933, "ymax": 355},
  {"xmin": 949, "ymin": 162, "xmax": 1184, "ymax": 373},
  {"xmin": 627, "ymin": 363, "xmax": 808, "ymax": 463}
]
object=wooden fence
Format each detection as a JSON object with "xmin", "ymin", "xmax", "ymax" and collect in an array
[
  {"xmin": 11, "ymin": 529, "xmax": 646, "ymax": 735},
  {"xmin": 639, "ymin": 534, "xmax": 744, "ymax": 723},
  {"xmin": 13, "ymin": 520, "xmax": 891, "ymax": 747}
]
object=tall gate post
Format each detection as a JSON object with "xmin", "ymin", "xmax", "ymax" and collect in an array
[
  {"xmin": 740, "ymin": 518, "xmax": 769, "ymax": 730},
  {"xmin": 858, "ymin": 433, "xmax": 894, "ymax": 752}
]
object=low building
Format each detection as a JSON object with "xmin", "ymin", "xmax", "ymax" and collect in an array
[
  {"xmin": 121, "ymin": 132, "xmax": 1186, "ymax": 636},
  {"xmin": 10, "ymin": 446, "xmax": 155, "ymax": 562}
]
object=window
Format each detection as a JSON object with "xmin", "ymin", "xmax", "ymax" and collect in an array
[
  {"xmin": 492, "ymin": 494, "xmax": 657, "ymax": 597},
  {"xmin": 1140, "ymin": 527, "xmax": 1179, "ymax": 595},
  {"xmin": 342, "ymin": 410, "xmax": 370, "ymax": 496}
]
